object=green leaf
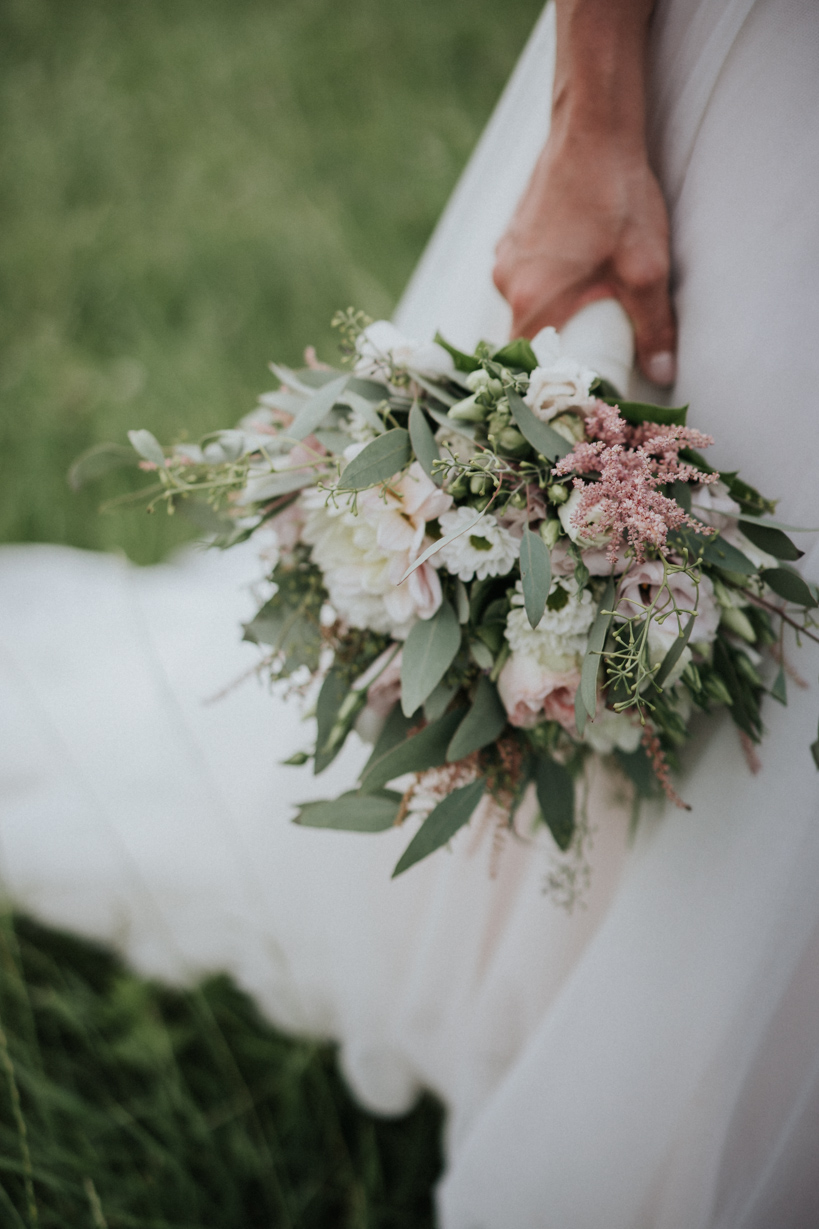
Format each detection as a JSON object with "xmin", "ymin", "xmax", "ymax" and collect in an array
[
  {"xmin": 574, "ymin": 683, "xmax": 589, "ymax": 739},
  {"xmin": 314, "ymin": 669, "xmax": 349, "ymax": 774},
  {"xmin": 400, "ymin": 600, "xmax": 462, "ymax": 716},
  {"xmin": 290, "ymin": 374, "xmax": 350, "ymax": 441},
  {"xmin": 671, "ymin": 527, "xmax": 756, "ymax": 576},
  {"xmin": 424, "ymin": 681, "xmax": 457, "ymax": 723},
  {"xmin": 337, "ymin": 389, "xmax": 387, "ymax": 435},
  {"xmin": 346, "ymin": 376, "xmax": 390, "ymax": 401},
  {"xmin": 446, "ymin": 675, "xmax": 507, "ymax": 762},
  {"xmin": 580, "ymin": 578, "xmax": 616, "ymax": 718},
  {"xmin": 398, "ymin": 509, "xmax": 487, "ymax": 582},
  {"xmin": 603, "ymin": 398, "xmax": 688, "ymax": 427},
  {"xmin": 68, "ymin": 442, "xmax": 137, "ymax": 490},
  {"xmin": 492, "ymin": 338, "xmax": 538, "ymax": 373},
  {"xmin": 534, "ymin": 754, "xmax": 575, "ymax": 851},
  {"xmin": 654, "ymin": 613, "xmax": 696, "ymax": 689},
  {"xmin": 128, "ymin": 428, "xmax": 165, "ymax": 467},
  {"xmin": 392, "ymin": 778, "xmax": 486, "ymax": 877},
  {"xmin": 771, "ymin": 664, "xmax": 788, "ymax": 706},
  {"xmin": 243, "ymin": 594, "xmax": 323, "ymax": 676},
  {"xmin": 408, "ymin": 371, "xmax": 459, "ymax": 406},
  {"xmin": 337, "ymin": 428, "xmax": 411, "ymax": 491},
  {"xmin": 614, "ymin": 744, "xmax": 660, "ymax": 798},
  {"xmin": 761, "ymin": 568, "xmax": 819, "ymax": 609},
  {"xmin": 519, "ymin": 528, "xmax": 551, "ymax": 629},
  {"xmin": 670, "ymin": 479, "xmax": 692, "ymax": 514},
  {"xmin": 507, "ymin": 390, "xmax": 572, "ymax": 462},
  {"xmin": 455, "ymin": 579, "xmax": 470, "ymax": 624},
  {"xmin": 294, "ymin": 790, "xmax": 401, "ymax": 832},
  {"xmin": 433, "ymin": 332, "xmax": 481, "ymax": 373},
  {"xmin": 362, "ymin": 703, "xmax": 416, "ymax": 773},
  {"xmin": 811, "ymin": 739, "xmax": 819, "ymax": 771},
  {"xmin": 409, "ymin": 402, "xmax": 441, "ymax": 481},
  {"xmin": 739, "ymin": 520, "xmax": 803, "ymax": 562},
  {"xmin": 361, "ymin": 707, "xmax": 467, "ymax": 793},
  {"xmin": 242, "ymin": 469, "xmax": 317, "ymax": 501}
]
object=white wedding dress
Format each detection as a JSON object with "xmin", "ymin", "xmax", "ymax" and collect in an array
[{"xmin": 2, "ymin": 1, "xmax": 819, "ymax": 1224}]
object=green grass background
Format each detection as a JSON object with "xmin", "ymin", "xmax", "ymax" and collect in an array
[{"xmin": 0, "ymin": 0, "xmax": 542, "ymax": 1222}]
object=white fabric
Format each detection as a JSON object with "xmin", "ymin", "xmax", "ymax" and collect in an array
[{"xmin": 2, "ymin": 0, "xmax": 819, "ymax": 1225}]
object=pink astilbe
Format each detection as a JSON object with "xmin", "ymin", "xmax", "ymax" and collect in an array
[{"xmin": 552, "ymin": 399, "xmax": 718, "ymax": 563}]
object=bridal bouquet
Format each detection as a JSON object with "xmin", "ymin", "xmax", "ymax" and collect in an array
[{"xmin": 110, "ymin": 309, "xmax": 818, "ymax": 878}]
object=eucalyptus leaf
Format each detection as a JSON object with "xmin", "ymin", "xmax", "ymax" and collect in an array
[
  {"xmin": 446, "ymin": 675, "xmax": 507, "ymax": 762},
  {"xmin": 519, "ymin": 528, "xmax": 551, "ymax": 629},
  {"xmin": 242, "ymin": 469, "xmax": 315, "ymax": 501},
  {"xmin": 614, "ymin": 744, "xmax": 660, "ymax": 798},
  {"xmin": 407, "ymin": 371, "xmax": 458, "ymax": 406},
  {"xmin": 361, "ymin": 707, "xmax": 466, "ymax": 793},
  {"xmin": 761, "ymin": 567, "xmax": 819, "ymax": 609},
  {"xmin": 671, "ymin": 527, "xmax": 756, "ymax": 576},
  {"xmin": 491, "ymin": 338, "xmax": 538, "ymax": 373},
  {"xmin": 290, "ymin": 374, "xmax": 350, "ymax": 441},
  {"xmin": 400, "ymin": 600, "xmax": 461, "ymax": 717},
  {"xmin": 771, "ymin": 664, "xmax": 788, "ymax": 706},
  {"xmin": 507, "ymin": 390, "xmax": 572, "ymax": 462},
  {"xmin": 294, "ymin": 790, "xmax": 401, "ymax": 832},
  {"xmin": 293, "ymin": 368, "xmax": 343, "ymax": 388},
  {"xmin": 337, "ymin": 428, "xmax": 411, "ymax": 491},
  {"xmin": 68, "ymin": 442, "xmax": 137, "ymax": 490},
  {"xmin": 574, "ymin": 684, "xmax": 589, "ymax": 739},
  {"xmin": 534, "ymin": 754, "xmax": 575, "ymax": 851},
  {"xmin": 312, "ymin": 429, "xmax": 351, "ymax": 454},
  {"xmin": 127, "ymin": 429, "xmax": 165, "ymax": 467},
  {"xmin": 392, "ymin": 778, "xmax": 486, "ymax": 877},
  {"xmin": 580, "ymin": 578, "xmax": 616, "ymax": 718},
  {"xmin": 398, "ymin": 509, "xmax": 487, "ymax": 582},
  {"xmin": 670, "ymin": 479, "xmax": 692, "ymax": 514},
  {"xmin": 346, "ymin": 376, "xmax": 391, "ymax": 401},
  {"xmin": 738, "ymin": 520, "xmax": 803, "ymax": 561},
  {"xmin": 603, "ymin": 398, "xmax": 688, "ymax": 427},
  {"xmin": 654, "ymin": 613, "xmax": 696, "ymax": 689},
  {"xmin": 455, "ymin": 579, "xmax": 470, "ymax": 624},
  {"xmin": 258, "ymin": 390, "xmax": 308, "ymax": 416},
  {"xmin": 409, "ymin": 402, "xmax": 441, "ymax": 481},
  {"xmin": 424, "ymin": 681, "xmax": 457, "ymax": 723},
  {"xmin": 268, "ymin": 363, "xmax": 321, "ymax": 397},
  {"xmin": 336, "ymin": 389, "xmax": 386, "ymax": 435},
  {"xmin": 469, "ymin": 639, "xmax": 495, "ymax": 671},
  {"xmin": 362, "ymin": 704, "xmax": 416, "ymax": 775},
  {"xmin": 242, "ymin": 594, "xmax": 323, "ymax": 676},
  {"xmin": 314, "ymin": 670, "xmax": 349, "ymax": 774}
]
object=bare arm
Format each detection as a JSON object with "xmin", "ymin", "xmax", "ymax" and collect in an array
[{"xmin": 493, "ymin": 0, "xmax": 676, "ymax": 385}]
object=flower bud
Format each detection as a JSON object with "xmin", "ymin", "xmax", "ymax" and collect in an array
[
  {"xmin": 540, "ymin": 517, "xmax": 561, "ymax": 549},
  {"xmin": 547, "ymin": 483, "xmax": 569, "ymax": 505},
  {"xmin": 704, "ymin": 674, "xmax": 734, "ymax": 706},
  {"xmin": 719, "ymin": 606, "xmax": 756, "ymax": 642},
  {"xmin": 470, "ymin": 473, "xmax": 493, "ymax": 496},
  {"xmin": 497, "ymin": 427, "xmax": 528, "ymax": 455},
  {"xmin": 448, "ymin": 393, "xmax": 487, "ymax": 422}
]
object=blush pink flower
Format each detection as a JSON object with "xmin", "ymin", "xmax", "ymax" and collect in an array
[{"xmin": 498, "ymin": 653, "xmax": 580, "ymax": 732}]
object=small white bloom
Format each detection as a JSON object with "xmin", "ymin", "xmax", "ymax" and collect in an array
[
  {"xmin": 582, "ymin": 708, "xmax": 642, "ymax": 755},
  {"xmin": 505, "ymin": 577, "xmax": 595, "ymax": 672},
  {"xmin": 436, "ymin": 508, "xmax": 518, "ymax": 582},
  {"xmin": 558, "ymin": 488, "xmax": 612, "ymax": 550},
  {"xmin": 524, "ymin": 328, "xmax": 596, "ymax": 422},
  {"xmin": 354, "ymin": 320, "xmax": 455, "ymax": 385}
]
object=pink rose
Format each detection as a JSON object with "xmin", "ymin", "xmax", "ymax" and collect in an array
[
  {"xmin": 498, "ymin": 652, "xmax": 581, "ymax": 732},
  {"xmin": 617, "ymin": 560, "xmax": 720, "ymax": 644}
]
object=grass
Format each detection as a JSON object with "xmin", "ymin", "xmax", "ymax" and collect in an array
[
  {"xmin": 0, "ymin": 0, "xmax": 541, "ymax": 563},
  {"xmin": 0, "ymin": 0, "xmax": 543, "ymax": 1222},
  {"xmin": 0, "ymin": 912, "xmax": 444, "ymax": 1228}
]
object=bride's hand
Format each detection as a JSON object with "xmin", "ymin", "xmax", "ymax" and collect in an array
[{"xmin": 493, "ymin": 0, "xmax": 676, "ymax": 387}]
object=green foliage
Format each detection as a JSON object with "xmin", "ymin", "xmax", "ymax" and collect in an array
[
  {"xmin": 337, "ymin": 429, "xmax": 411, "ymax": 491},
  {"xmin": 506, "ymin": 390, "xmax": 571, "ymax": 462},
  {"xmin": 392, "ymin": 778, "xmax": 486, "ymax": 877},
  {"xmin": 295, "ymin": 790, "xmax": 402, "ymax": 831},
  {"xmin": 0, "ymin": 912, "xmax": 443, "ymax": 1228},
  {"xmin": 408, "ymin": 404, "xmax": 440, "ymax": 482},
  {"xmin": 446, "ymin": 675, "xmax": 506, "ymax": 762},
  {"xmin": 533, "ymin": 754, "xmax": 575, "ymax": 851},
  {"xmin": 361, "ymin": 708, "xmax": 466, "ymax": 793},
  {"xmin": 519, "ymin": 527, "xmax": 551, "ymax": 629},
  {"xmin": 400, "ymin": 600, "xmax": 461, "ymax": 717},
  {"xmin": 602, "ymin": 398, "xmax": 688, "ymax": 427},
  {"xmin": 0, "ymin": 0, "xmax": 542, "ymax": 562},
  {"xmin": 242, "ymin": 550, "xmax": 326, "ymax": 676}
]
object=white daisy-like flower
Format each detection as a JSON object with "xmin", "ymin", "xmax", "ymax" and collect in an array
[
  {"xmin": 582, "ymin": 709, "xmax": 642, "ymax": 755},
  {"xmin": 504, "ymin": 577, "xmax": 595, "ymax": 672},
  {"xmin": 436, "ymin": 508, "xmax": 518, "ymax": 582}
]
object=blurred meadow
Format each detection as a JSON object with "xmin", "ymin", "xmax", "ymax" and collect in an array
[{"xmin": 0, "ymin": 0, "xmax": 542, "ymax": 1223}]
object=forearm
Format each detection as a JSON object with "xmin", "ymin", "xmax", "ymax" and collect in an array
[{"xmin": 552, "ymin": 0, "xmax": 656, "ymax": 149}]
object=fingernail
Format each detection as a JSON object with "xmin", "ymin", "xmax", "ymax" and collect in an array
[{"xmin": 645, "ymin": 351, "xmax": 676, "ymax": 386}]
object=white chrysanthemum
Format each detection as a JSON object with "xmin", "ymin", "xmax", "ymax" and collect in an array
[
  {"xmin": 558, "ymin": 487, "xmax": 613, "ymax": 549},
  {"xmin": 505, "ymin": 577, "xmax": 595, "ymax": 672},
  {"xmin": 300, "ymin": 461, "xmax": 449, "ymax": 639},
  {"xmin": 436, "ymin": 508, "xmax": 518, "ymax": 582},
  {"xmin": 524, "ymin": 326, "xmax": 596, "ymax": 422}
]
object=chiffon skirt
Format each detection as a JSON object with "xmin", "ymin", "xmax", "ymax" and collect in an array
[{"xmin": 2, "ymin": 1, "xmax": 819, "ymax": 1225}]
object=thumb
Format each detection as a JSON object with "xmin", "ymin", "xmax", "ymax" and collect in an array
[{"xmin": 619, "ymin": 274, "xmax": 677, "ymax": 388}]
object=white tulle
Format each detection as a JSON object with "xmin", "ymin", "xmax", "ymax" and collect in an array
[{"xmin": 2, "ymin": 1, "xmax": 819, "ymax": 1225}]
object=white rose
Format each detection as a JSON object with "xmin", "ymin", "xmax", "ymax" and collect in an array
[
  {"xmin": 558, "ymin": 488, "xmax": 613, "ymax": 550},
  {"xmin": 505, "ymin": 577, "xmax": 595, "ymax": 672},
  {"xmin": 524, "ymin": 327, "xmax": 596, "ymax": 422},
  {"xmin": 582, "ymin": 708, "xmax": 643, "ymax": 755}
]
